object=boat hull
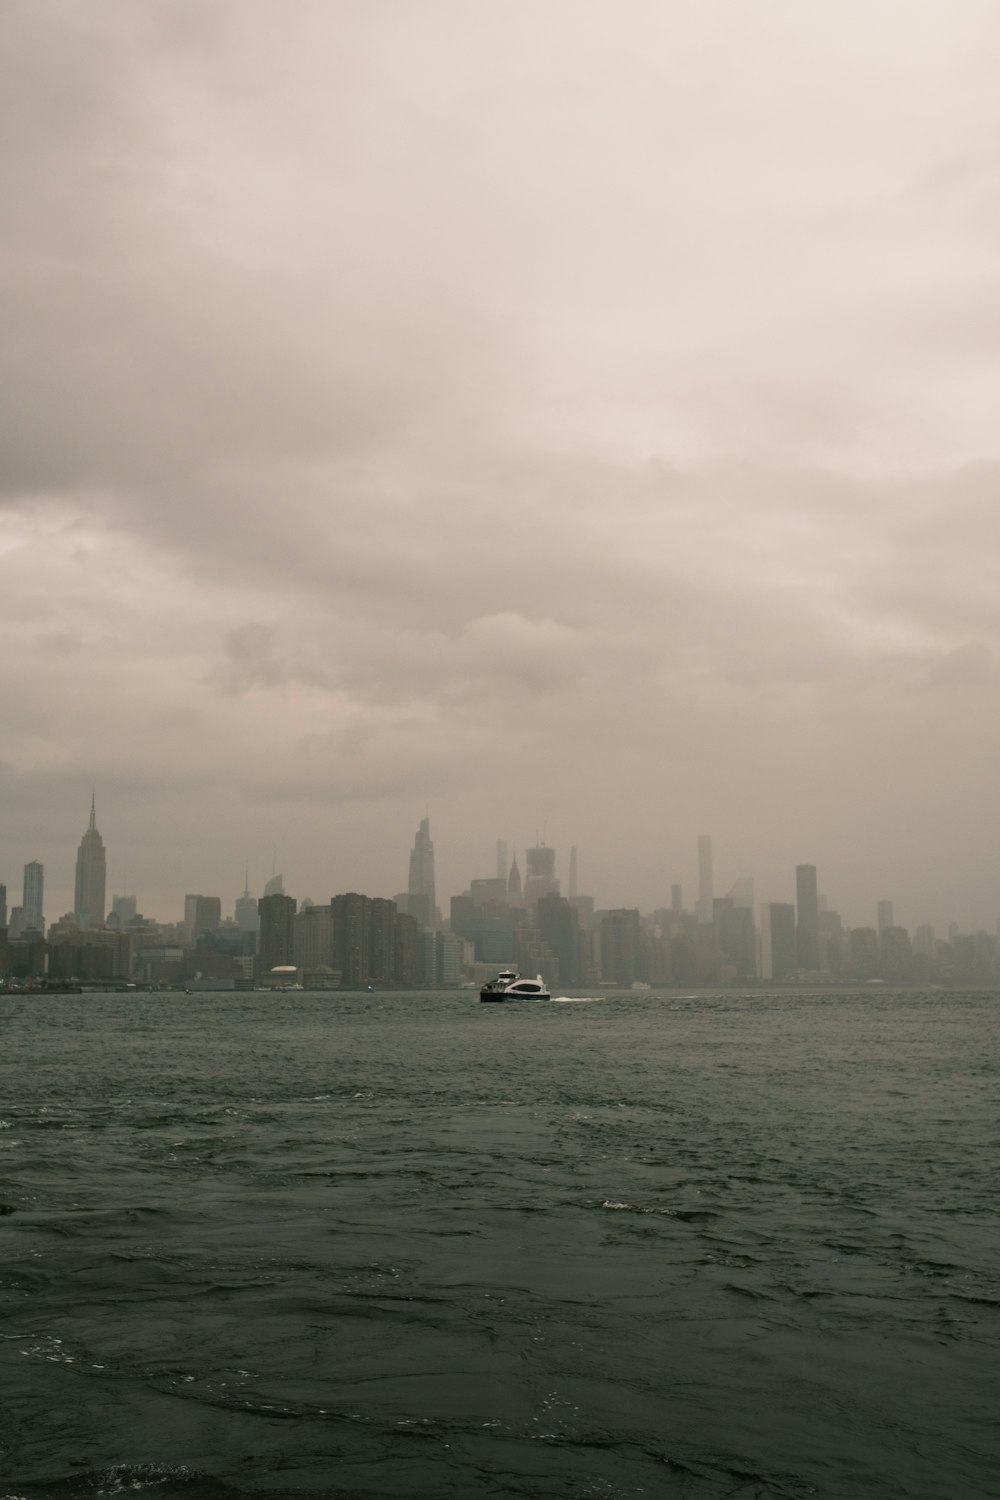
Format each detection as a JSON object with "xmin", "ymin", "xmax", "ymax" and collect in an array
[{"xmin": 479, "ymin": 987, "xmax": 552, "ymax": 1002}]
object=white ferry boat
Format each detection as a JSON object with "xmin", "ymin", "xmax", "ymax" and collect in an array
[{"xmin": 479, "ymin": 968, "xmax": 551, "ymax": 1002}]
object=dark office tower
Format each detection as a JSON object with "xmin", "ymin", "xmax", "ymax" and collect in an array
[
  {"xmin": 184, "ymin": 894, "xmax": 220, "ymax": 940},
  {"xmin": 849, "ymin": 926, "xmax": 880, "ymax": 981},
  {"xmin": 0, "ymin": 882, "xmax": 6, "ymax": 928},
  {"xmin": 671, "ymin": 883, "xmax": 683, "ymax": 915},
  {"xmin": 524, "ymin": 845, "xmax": 558, "ymax": 907},
  {"xmin": 187, "ymin": 895, "xmax": 221, "ymax": 939},
  {"xmin": 795, "ymin": 864, "xmax": 820, "ymax": 970},
  {"xmin": 395, "ymin": 911, "xmax": 419, "ymax": 986},
  {"xmin": 74, "ymin": 793, "xmax": 106, "ymax": 930},
  {"xmin": 258, "ymin": 892, "xmax": 297, "ymax": 972},
  {"xmin": 712, "ymin": 896, "xmax": 733, "ymax": 947},
  {"xmin": 881, "ymin": 925, "xmax": 912, "ymax": 982},
  {"xmin": 331, "ymin": 892, "xmax": 371, "ymax": 988},
  {"xmin": 496, "ymin": 839, "xmax": 508, "ymax": 882},
  {"xmin": 568, "ymin": 846, "xmax": 578, "ymax": 901},
  {"xmin": 368, "ymin": 898, "xmax": 397, "ymax": 985},
  {"xmin": 877, "ymin": 900, "xmax": 894, "ymax": 935},
  {"xmin": 537, "ymin": 893, "xmax": 580, "ymax": 988},
  {"xmin": 22, "ymin": 862, "xmax": 44, "ymax": 933},
  {"xmin": 293, "ymin": 903, "xmax": 335, "ymax": 972},
  {"xmin": 407, "ymin": 818, "xmax": 437, "ymax": 929},
  {"xmin": 718, "ymin": 904, "xmax": 757, "ymax": 978},
  {"xmin": 507, "ymin": 852, "xmax": 523, "ymax": 906},
  {"xmin": 697, "ymin": 835, "xmax": 713, "ymax": 923},
  {"xmin": 600, "ymin": 908, "xmax": 642, "ymax": 986},
  {"xmin": 760, "ymin": 902, "xmax": 796, "ymax": 979}
]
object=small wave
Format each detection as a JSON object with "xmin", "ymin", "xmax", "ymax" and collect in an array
[
  {"xmin": 3, "ymin": 1463, "xmax": 237, "ymax": 1498},
  {"xmin": 600, "ymin": 1200, "xmax": 720, "ymax": 1222}
]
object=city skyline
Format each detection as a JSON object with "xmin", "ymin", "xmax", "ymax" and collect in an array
[
  {"xmin": 4, "ymin": 801, "xmax": 996, "ymax": 942},
  {"xmin": 5, "ymin": 805, "xmax": 993, "ymax": 990},
  {"xmin": 4, "ymin": 5, "xmax": 1000, "ymax": 942}
]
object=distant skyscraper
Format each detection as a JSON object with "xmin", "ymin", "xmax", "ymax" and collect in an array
[
  {"xmin": 795, "ymin": 864, "xmax": 820, "ymax": 970},
  {"xmin": 23, "ymin": 861, "xmax": 44, "ymax": 932},
  {"xmin": 184, "ymin": 895, "xmax": 221, "ymax": 940},
  {"xmin": 435, "ymin": 930, "xmax": 464, "ymax": 986},
  {"xmin": 258, "ymin": 892, "xmax": 297, "ymax": 972},
  {"xmin": 369, "ymin": 897, "xmax": 397, "ymax": 985},
  {"xmin": 74, "ymin": 794, "xmax": 106, "ymax": 930},
  {"xmin": 760, "ymin": 902, "xmax": 796, "ymax": 980},
  {"xmin": 913, "ymin": 923, "xmax": 936, "ymax": 958},
  {"xmin": 470, "ymin": 878, "xmax": 507, "ymax": 906},
  {"xmin": 524, "ymin": 845, "xmax": 558, "ymax": 907},
  {"xmin": 600, "ymin": 908, "xmax": 641, "ymax": 986},
  {"xmin": 671, "ymin": 883, "xmax": 683, "ymax": 914},
  {"xmin": 507, "ymin": 852, "xmax": 523, "ymax": 906},
  {"xmin": 0, "ymin": 882, "xmax": 6, "ymax": 928},
  {"xmin": 110, "ymin": 894, "xmax": 137, "ymax": 928},
  {"xmin": 407, "ymin": 817, "xmax": 437, "ymax": 929},
  {"xmin": 537, "ymin": 892, "xmax": 580, "ymax": 987},
  {"xmin": 293, "ymin": 902, "xmax": 335, "ymax": 972},
  {"xmin": 877, "ymin": 900, "xmax": 894, "ymax": 935},
  {"xmin": 235, "ymin": 870, "xmax": 259, "ymax": 933},
  {"xmin": 263, "ymin": 872, "xmax": 285, "ymax": 898},
  {"xmin": 697, "ymin": 835, "xmax": 714, "ymax": 923},
  {"xmin": 717, "ymin": 902, "xmax": 757, "ymax": 978},
  {"xmin": 496, "ymin": 839, "xmax": 508, "ymax": 882},
  {"xmin": 568, "ymin": 845, "xmax": 578, "ymax": 901},
  {"xmin": 330, "ymin": 892, "xmax": 371, "ymax": 987}
]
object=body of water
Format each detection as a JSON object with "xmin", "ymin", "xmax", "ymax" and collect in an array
[{"xmin": 1, "ymin": 988, "xmax": 997, "ymax": 1498}]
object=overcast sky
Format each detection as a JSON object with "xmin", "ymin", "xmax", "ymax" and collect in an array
[{"xmin": 3, "ymin": 0, "xmax": 1000, "ymax": 930}]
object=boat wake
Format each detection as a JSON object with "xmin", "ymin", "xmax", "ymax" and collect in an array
[{"xmin": 550, "ymin": 995, "xmax": 602, "ymax": 1003}]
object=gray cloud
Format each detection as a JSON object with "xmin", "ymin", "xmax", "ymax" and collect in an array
[{"xmin": 3, "ymin": 2, "xmax": 1000, "ymax": 928}]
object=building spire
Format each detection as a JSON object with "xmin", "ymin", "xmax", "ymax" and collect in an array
[{"xmin": 89, "ymin": 787, "xmax": 96, "ymax": 832}]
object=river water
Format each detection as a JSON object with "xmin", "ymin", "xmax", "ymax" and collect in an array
[{"xmin": 1, "ymin": 988, "xmax": 997, "ymax": 1499}]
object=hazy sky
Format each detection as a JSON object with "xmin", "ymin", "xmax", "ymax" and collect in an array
[{"xmin": 4, "ymin": 1, "xmax": 1000, "ymax": 930}]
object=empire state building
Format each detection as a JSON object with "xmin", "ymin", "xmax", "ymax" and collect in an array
[{"xmin": 74, "ymin": 793, "xmax": 107, "ymax": 929}]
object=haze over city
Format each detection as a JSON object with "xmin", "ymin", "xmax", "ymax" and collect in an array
[
  {"xmin": 4, "ymin": 10, "xmax": 1000, "ymax": 1499},
  {"xmin": 4, "ymin": 1, "xmax": 1000, "ymax": 928}
]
